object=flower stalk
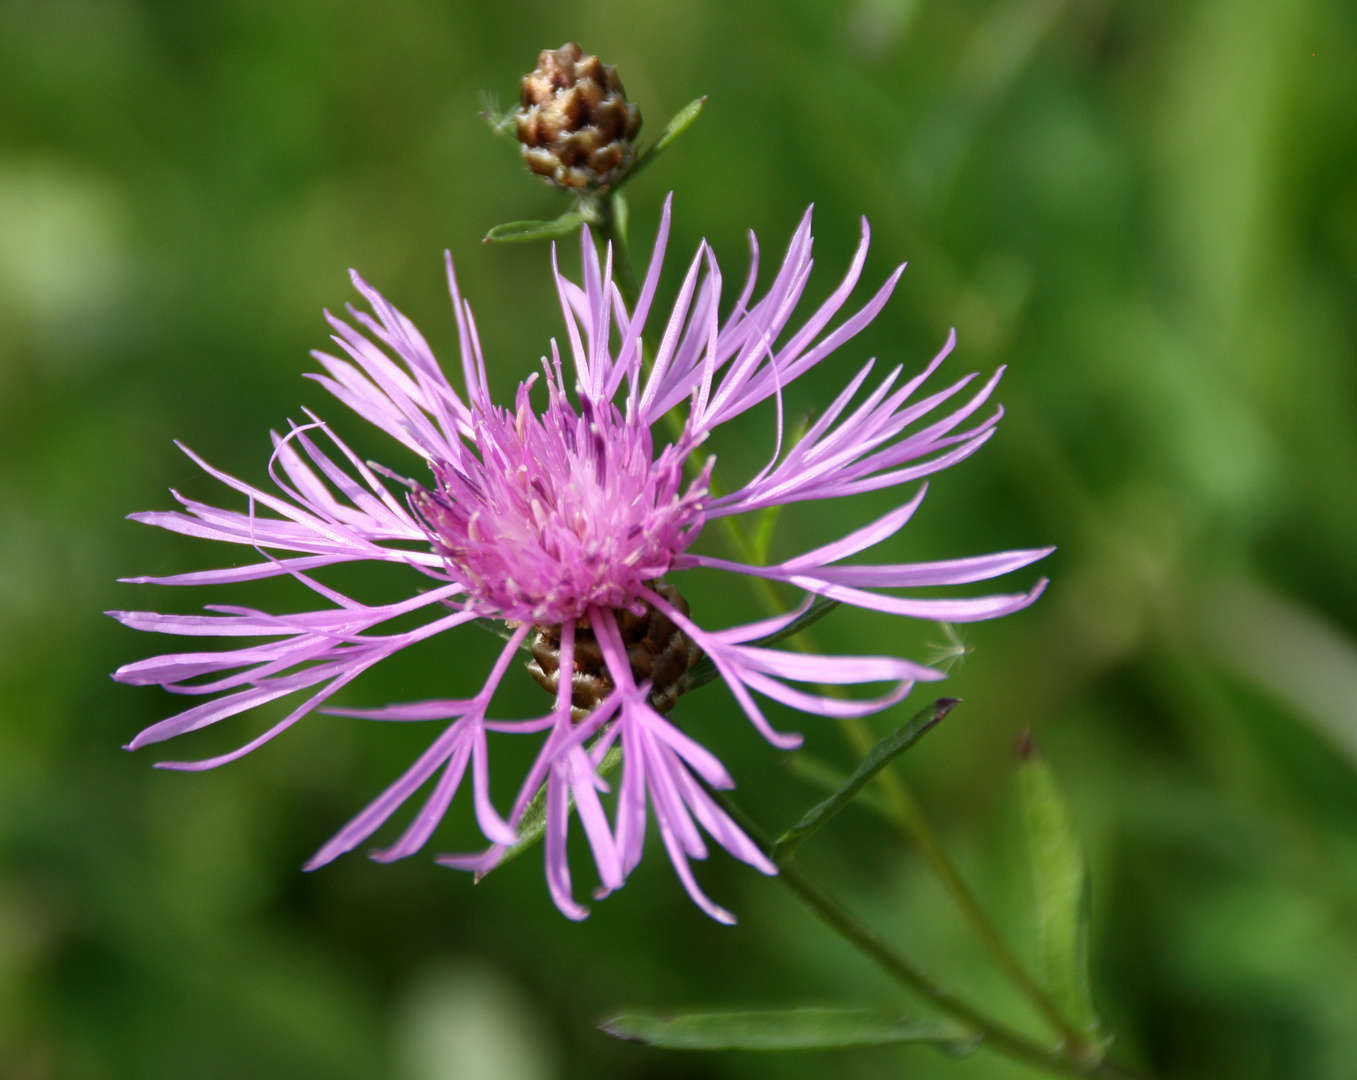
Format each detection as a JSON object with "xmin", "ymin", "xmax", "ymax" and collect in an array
[
  {"xmin": 833, "ymin": 710, "xmax": 1095, "ymax": 1056},
  {"xmin": 713, "ymin": 791, "xmax": 1150, "ymax": 1080}
]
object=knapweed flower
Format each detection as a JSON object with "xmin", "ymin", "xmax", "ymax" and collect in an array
[{"xmin": 112, "ymin": 197, "xmax": 1050, "ymax": 922}]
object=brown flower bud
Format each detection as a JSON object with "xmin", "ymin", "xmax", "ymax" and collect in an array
[{"xmin": 516, "ymin": 42, "xmax": 642, "ymax": 192}]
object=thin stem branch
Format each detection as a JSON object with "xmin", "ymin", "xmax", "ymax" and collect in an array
[
  {"xmin": 718, "ymin": 500, "xmax": 1087, "ymax": 1050},
  {"xmin": 834, "ymin": 714, "xmax": 1090, "ymax": 1055},
  {"xmin": 714, "ymin": 793, "xmax": 1150, "ymax": 1080},
  {"xmin": 593, "ymin": 194, "xmax": 638, "ymax": 304},
  {"xmin": 893, "ymin": 774, "xmax": 1092, "ymax": 1052}
]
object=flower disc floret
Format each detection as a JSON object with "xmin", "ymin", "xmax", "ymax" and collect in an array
[{"xmin": 409, "ymin": 372, "xmax": 709, "ymax": 624}]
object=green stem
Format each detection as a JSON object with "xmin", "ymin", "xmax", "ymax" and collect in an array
[
  {"xmin": 834, "ymin": 715, "xmax": 1089, "ymax": 1055},
  {"xmin": 896, "ymin": 775, "xmax": 1091, "ymax": 1053},
  {"xmin": 720, "ymin": 503, "xmax": 1087, "ymax": 1051},
  {"xmin": 714, "ymin": 793, "xmax": 1150, "ymax": 1080},
  {"xmin": 593, "ymin": 194, "xmax": 639, "ymax": 303}
]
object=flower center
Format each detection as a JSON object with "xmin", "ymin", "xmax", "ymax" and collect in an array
[{"xmin": 409, "ymin": 381, "xmax": 709, "ymax": 623}]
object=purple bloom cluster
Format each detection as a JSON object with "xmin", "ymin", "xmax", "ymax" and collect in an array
[{"xmin": 112, "ymin": 198, "xmax": 1050, "ymax": 922}]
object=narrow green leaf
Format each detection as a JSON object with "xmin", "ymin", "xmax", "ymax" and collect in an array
[
  {"xmin": 751, "ymin": 505, "xmax": 782, "ymax": 565},
  {"xmin": 654, "ymin": 96, "xmax": 707, "ymax": 153},
  {"xmin": 601, "ymin": 1008, "xmax": 979, "ymax": 1054},
  {"xmin": 755, "ymin": 595, "xmax": 842, "ymax": 648},
  {"xmin": 772, "ymin": 698, "xmax": 957, "ymax": 862},
  {"xmin": 1017, "ymin": 742, "xmax": 1104, "ymax": 1045},
  {"xmin": 484, "ymin": 211, "xmax": 586, "ymax": 244},
  {"xmin": 784, "ymin": 752, "xmax": 898, "ymax": 824},
  {"xmin": 620, "ymin": 97, "xmax": 707, "ymax": 186},
  {"xmin": 484, "ymin": 742, "xmax": 622, "ymax": 874},
  {"xmin": 612, "ymin": 189, "xmax": 630, "ymax": 247},
  {"xmin": 684, "ymin": 656, "xmax": 722, "ymax": 694}
]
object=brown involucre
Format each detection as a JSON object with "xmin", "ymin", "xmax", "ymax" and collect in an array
[
  {"xmin": 516, "ymin": 42, "xmax": 642, "ymax": 191},
  {"xmin": 527, "ymin": 581, "xmax": 701, "ymax": 718}
]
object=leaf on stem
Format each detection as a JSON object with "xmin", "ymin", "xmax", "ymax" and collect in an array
[
  {"xmin": 771, "ymin": 698, "xmax": 957, "ymax": 862},
  {"xmin": 612, "ymin": 189, "xmax": 630, "ymax": 247},
  {"xmin": 754, "ymin": 595, "xmax": 842, "ymax": 649},
  {"xmin": 1016, "ymin": 737, "xmax": 1106, "ymax": 1053},
  {"xmin": 601, "ymin": 1007, "xmax": 980, "ymax": 1054},
  {"xmin": 619, "ymin": 97, "xmax": 707, "ymax": 186},
  {"xmin": 484, "ymin": 211, "xmax": 587, "ymax": 244},
  {"xmin": 751, "ymin": 505, "xmax": 782, "ymax": 565},
  {"xmin": 783, "ymin": 752, "xmax": 900, "ymax": 825},
  {"xmin": 654, "ymin": 96, "xmax": 707, "ymax": 152}
]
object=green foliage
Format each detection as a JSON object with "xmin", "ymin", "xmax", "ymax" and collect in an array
[
  {"xmin": 601, "ymin": 1007, "xmax": 979, "ymax": 1053},
  {"xmin": 1017, "ymin": 744, "xmax": 1106, "ymax": 1053},
  {"xmin": 772, "ymin": 698, "xmax": 956, "ymax": 862},
  {"xmin": 783, "ymin": 751, "xmax": 898, "ymax": 822},
  {"xmin": 624, "ymin": 95, "xmax": 707, "ymax": 180},
  {"xmin": 611, "ymin": 189, "xmax": 631, "ymax": 247},
  {"xmin": 652, "ymin": 97, "xmax": 707, "ymax": 154},
  {"xmin": 483, "ymin": 211, "xmax": 587, "ymax": 243}
]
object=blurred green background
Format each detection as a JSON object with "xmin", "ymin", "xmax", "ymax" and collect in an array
[{"xmin": 3, "ymin": 0, "xmax": 1356, "ymax": 1077}]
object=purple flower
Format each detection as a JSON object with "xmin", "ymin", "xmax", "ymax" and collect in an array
[{"xmin": 112, "ymin": 197, "xmax": 1050, "ymax": 922}]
